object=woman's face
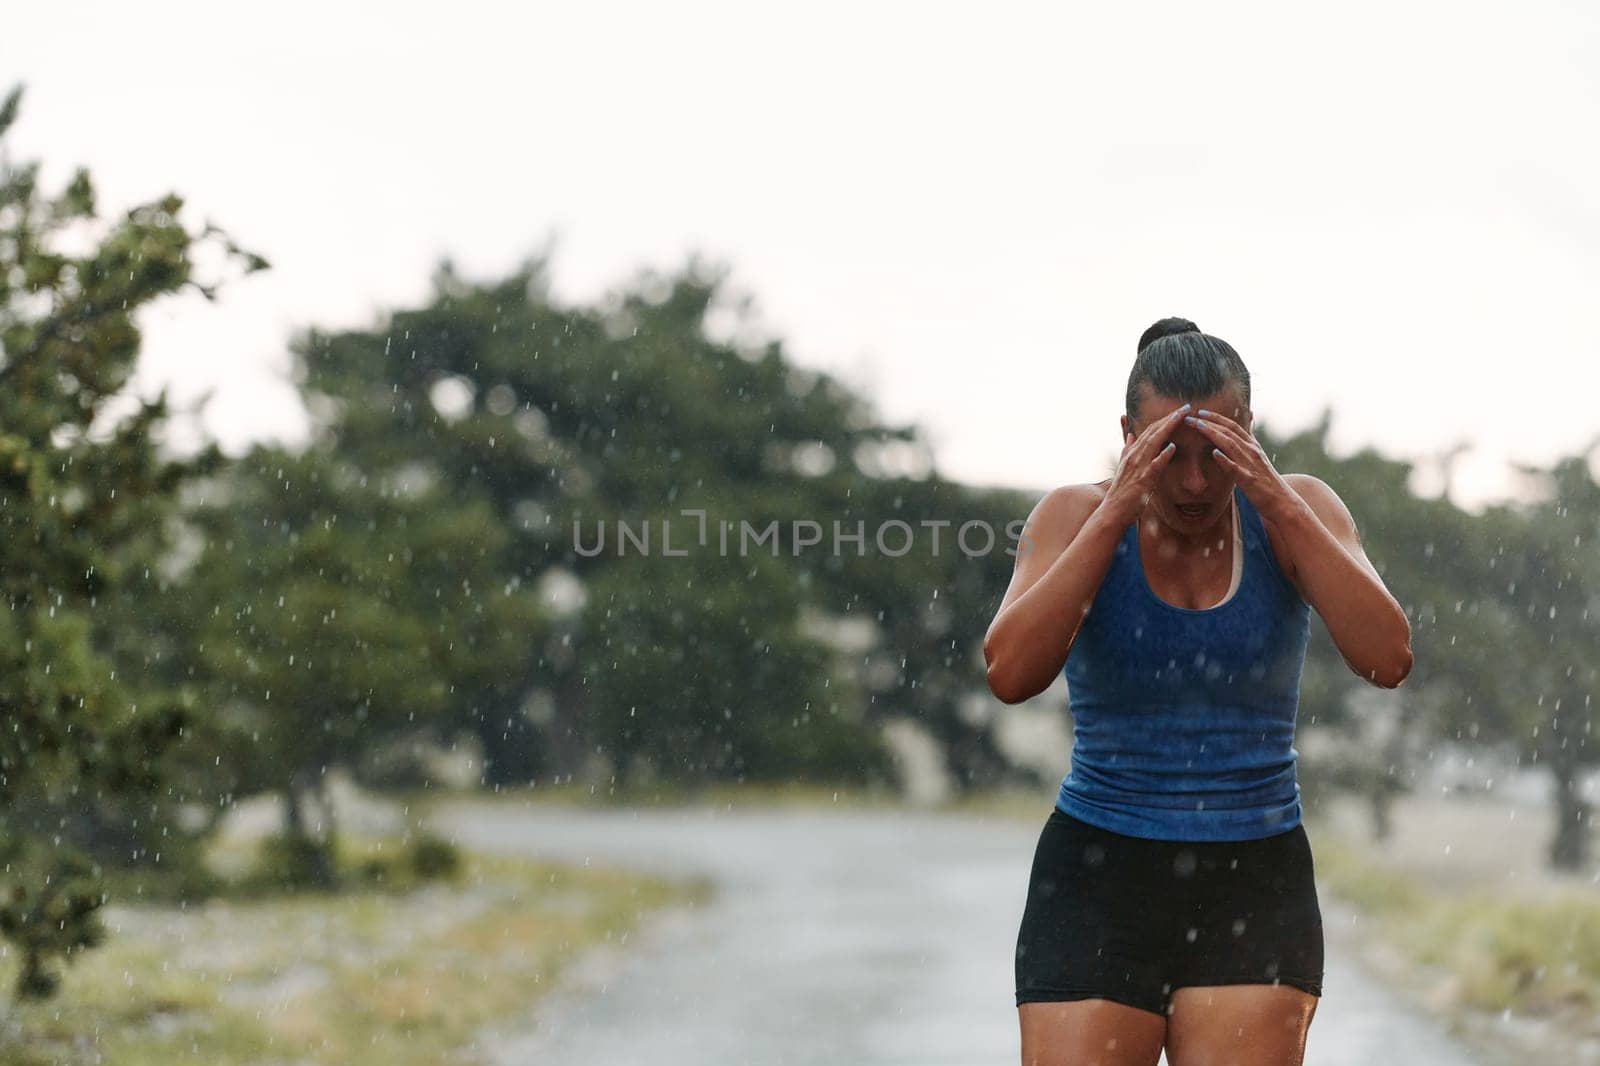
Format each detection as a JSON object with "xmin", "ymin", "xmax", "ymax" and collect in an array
[{"xmin": 1121, "ymin": 385, "xmax": 1251, "ymax": 536}]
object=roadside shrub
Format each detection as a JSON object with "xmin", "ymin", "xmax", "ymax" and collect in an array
[
  {"xmin": 250, "ymin": 832, "xmax": 337, "ymax": 891},
  {"xmin": 409, "ymin": 833, "xmax": 461, "ymax": 881}
]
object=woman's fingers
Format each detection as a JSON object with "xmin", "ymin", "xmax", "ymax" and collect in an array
[
  {"xmin": 1186, "ymin": 414, "xmax": 1258, "ymax": 470},
  {"xmin": 1135, "ymin": 405, "xmax": 1190, "ymax": 459},
  {"xmin": 1191, "ymin": 408, "xmax": 1251, "ymax": 439},
  {"xmin": 1189, "ymin": 412, "xmax": 1261, "ymax": 458},
  {"xmin": 1145, "ymin": 441, "xmax": 1176, "ymax": 482}
]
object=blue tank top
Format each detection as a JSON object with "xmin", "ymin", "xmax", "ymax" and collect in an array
[{"xmin": 1054, "ymin": 484, "xmax": 1312, "ymax": 841}]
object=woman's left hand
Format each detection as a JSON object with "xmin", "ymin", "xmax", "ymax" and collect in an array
[{"xmin": 1184, "ymin": 409, "xmax": 1301, "ymax": 524}]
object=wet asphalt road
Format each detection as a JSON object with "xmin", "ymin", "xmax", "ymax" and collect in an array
[{"xmin": 433, "ymin": 801, "xmax": 1501, "ymax": 1066}]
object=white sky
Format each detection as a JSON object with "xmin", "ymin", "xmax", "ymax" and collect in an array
[{"xmin": 7, "ymin": 0, "xmax": 1599, "ymax": 513}]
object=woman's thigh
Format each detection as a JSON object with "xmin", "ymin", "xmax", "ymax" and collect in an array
[
  {"xmin": 1019, "ymin": 999, "xmax": 1167, "ymax": 1066},
  {"xmin": 1164, "ymin": 984, "xmax": 1318, "ymax": 1066}
]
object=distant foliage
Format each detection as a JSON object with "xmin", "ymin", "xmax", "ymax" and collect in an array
[{"xmin": 0, "ymin": 82, "xmax": 266, "ymax": 1000}]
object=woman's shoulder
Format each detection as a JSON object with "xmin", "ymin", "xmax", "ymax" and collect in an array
[
  {"xmin": 1022, "ymin": 482, "xmax": 1113, "ymax": 546},
  {"xmin": 1037, "ymin": 480, "xmax": 1111, "ymax": 512},
  {"xmin": 1075, "ymin": 476, "xmax": 1113, "ymax": 512}
]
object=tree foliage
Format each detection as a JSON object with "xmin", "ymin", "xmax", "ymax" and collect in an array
[{"xmin": 0, "ymin": 83, "xmax": 265, "ymax": 999}]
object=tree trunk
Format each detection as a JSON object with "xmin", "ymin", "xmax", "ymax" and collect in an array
[
  {"xmin": 1369, "ymin": 788, "xmax": 1394, "ymax": 842},
  {"xmin": 943, "ymin": 723, "xmax": 1013, "ymax": 795},
  {"xmin": 282, "ymin": 775, "xmax": 337, "ymax": 888},
  {"xmin": 540, "ymin": 667, "xmax": 591, "ymax": 781},
  {"xmin": 1368, "ymin": 689, "xmax": 1410, "ymax": 844},
  {"xmin": 471, "ymin": 695, "xmax": 546, "ymax": 788},
  {"xmin": 314, "ymin": 777, "xmax": 339, "ymax": 853},
  {"xmin": 1548, "ymin": 763, "xmax": 1593, "ymax": 872}
]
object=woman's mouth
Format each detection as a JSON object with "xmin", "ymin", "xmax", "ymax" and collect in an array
[{"xmin": 1175, "ymin": 503, "xmax": 1208, "ymax": 520}]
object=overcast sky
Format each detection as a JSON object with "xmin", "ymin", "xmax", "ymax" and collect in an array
[{"xmin": 7, "ymin": 1, "xmax": 1598, "ymax": 513}]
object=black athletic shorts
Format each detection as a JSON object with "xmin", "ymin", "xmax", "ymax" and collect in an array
[{"xmin": 1015, "ymin": 807, "xmax": 1324, "ymax": 1017}]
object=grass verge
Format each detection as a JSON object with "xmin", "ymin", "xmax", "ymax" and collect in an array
[
  {"xmin": 1304, "ymin": 813, "xmax": 1600, "ymax": 1035},
  {"xmin": 0, "ymin": 829, "xmax": 713, "ymax": 1065}
]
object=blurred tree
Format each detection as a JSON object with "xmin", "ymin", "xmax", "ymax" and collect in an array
[
  {"xmin": 1256, "ymin": 409, "xmax": 1598, "ymax": 869},
  {"xmin": 580, "ymin": 548, "xmax": 877, "ymax": 787},
  {"xmin": 803, "ymin": 470, "xmax": 1029, "ymax": 792},
  {"xmin": 0, "ymin": 83, "xmax": 265, "ymax": 999},
  {"xmin": 166, "ymin": 443, "xmax": 546, "ymax": 885},
  {"xmin": 292, "ymin": 255, "xmax": 903, "ymax": 790},
  {"xmin": 1487, "ymin": 446, "xmax": 1600, "ymax": 869}
]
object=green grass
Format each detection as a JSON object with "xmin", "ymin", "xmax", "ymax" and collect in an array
[
  {"xmin": 1304, "ymin": 813, "xmax": 1600, "ymax": 1022},
  {"xmin": 0, "ymin": 829, "xmax": 713, "ymax": 1065}
]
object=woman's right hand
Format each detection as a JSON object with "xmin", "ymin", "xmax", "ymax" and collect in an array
[{"xmin": 1098, "ymin": 403, "xmax": 1190, "ymax": 527}]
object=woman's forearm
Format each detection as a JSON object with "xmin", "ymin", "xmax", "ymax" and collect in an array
[
  {"xmin": 985, "ymin": 506, "xmax": 1127, "ymax": 703},
  {"xmin": 1267, "ymin": 496, "xmax": 1413, "ymax": 687}
]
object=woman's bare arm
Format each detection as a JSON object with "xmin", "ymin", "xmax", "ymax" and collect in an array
[
  {"xmin": 983, "ymin": 483, "xmax": 1127, "ymax": 704},
  {"xmin": 1272, "ymin": 474, "xmax": 1414, "ymax": 688}
]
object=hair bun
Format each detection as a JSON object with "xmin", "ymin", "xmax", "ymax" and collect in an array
[{"xmin": 1137, "ymin": 317, "xmax": 1200, "ymax": 354}]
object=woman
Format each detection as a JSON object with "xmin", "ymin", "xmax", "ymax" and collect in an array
[{"xmin": 984, "ymin": 318, "xmax": 1412, "ymax": 1066}]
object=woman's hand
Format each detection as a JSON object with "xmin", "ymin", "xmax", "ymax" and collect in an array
[
  {"xmin": 1184, "ymin": 409, "xmax": 1300, "ymax": 524},
  {"xmin": 1100, "ymin": 403, "xmax": 1190, "ymax": 527}
]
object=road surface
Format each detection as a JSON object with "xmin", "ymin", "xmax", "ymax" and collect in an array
[{"xmin": 434, "ymin": 800, "xmax": 1505, "ymax": 1065}]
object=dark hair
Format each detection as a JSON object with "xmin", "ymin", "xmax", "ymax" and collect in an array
[{"xmin": 1125, "ymin": 317, "xmax": 1251, "ymax": 426}]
